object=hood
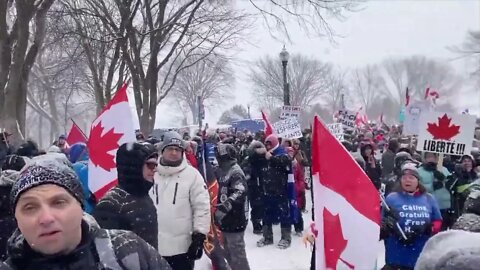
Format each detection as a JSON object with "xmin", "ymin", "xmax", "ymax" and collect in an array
[
  {"xmin": 415, "ymin": 230, "xmax": 480, "ymax": 270},
  {"xmin": 7, "ymin": 213, "xmax": 100, "ymax": 261},
  {"xmin": 360, "ymin": 143, "xmax": 374, "ymax": 160},
  {"xmin": 116, "ymin": 142, "xmax": 158, "ymax": 196},
  {"xmin": 157, "ymin": 156, "xmax": 188, "ymax": 176},
  {"xmin": 271, "ymin": 145, "xmax": 287, "ymax": 156},
  {"xmin": 0, "ymin": 169, "xmax": 20, "ymax": 186},
  {"xmin": 248, "ymin": 140, "xmax": 265, "ymax": 151},
  {"xmin": 69, "ymin": 143, "xmax": 89, "ymax": 163}
]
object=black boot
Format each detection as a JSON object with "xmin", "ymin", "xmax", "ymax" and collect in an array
[{"xmin": 252, "ymin": 220, "xmax": 262, "ymax": 235}]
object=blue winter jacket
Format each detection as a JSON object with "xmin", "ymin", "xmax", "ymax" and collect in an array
[
  {"xmin": 418, "ymin": 166, "xmax": 451, "ymax": 209},
  {"xmin": 384, "ymin": 191, "xmax": 442, "ymax": 268},
  {"xmin": 70, "ymin": 143, "xmax": 94, "ymax": 213}
]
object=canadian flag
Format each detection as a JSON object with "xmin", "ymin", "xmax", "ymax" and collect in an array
[
  {"xmin": 261, "ymin": 110, "xmax": 275, "ymax": 136},
  {"xmin": 66, "ymin": 120, "xmax": 87, "ymax": 145},
  {"xmin": 424, "ymin": 87, "xmax": 440, "ymax": 103},
  {"xmin": 88, "ymin": 83, "xmax": 136, "ymax": 200},
  {"xmin": 312, "ymin": 115, "xmax": 381, "ymax": 270}
]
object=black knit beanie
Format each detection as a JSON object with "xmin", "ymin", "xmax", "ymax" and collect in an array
[{"xmin": 10, "ymin": 165, "xmax": 84, "ymax": 212}]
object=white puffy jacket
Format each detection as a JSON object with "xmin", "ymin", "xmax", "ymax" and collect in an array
[{"xmin": 150, "ymin": 157, "xmax": 211, "ymax": 256}]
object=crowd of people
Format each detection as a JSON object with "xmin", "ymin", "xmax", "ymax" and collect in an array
[{"xmin": 0, "ymin": 122, "xmax": 480, "ymax": 270}]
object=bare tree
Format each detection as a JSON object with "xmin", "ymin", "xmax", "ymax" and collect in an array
[
  {"xmin": 351, "ymin": 64, "xmax": 386, "ymax": 117},
  {"xmin": 250, "ymin": 54, "xmax": 332, "ymax": 111},
  {"xmin": 168, "ymin": 55, "xmax": 234, "ymax": 124},
  {"xmin": 452, "ymin": 30, "xmax": 480, "ymax": 80},
  {"xmin": 0, "ymin": 0, "xmax": 56, "ymax": 144},
  {"xmin": 218, "ymin": 105, "xmax": 249, "ymax": 124},
  {"xmin": 381, "ymin": 56, "xmax": 462, "ymax": 121},
  {"xmin": 250, "ymin": 0, "xmax": 360, "ymax": 40},
  {"xmin": 323, "ymin": 68, "xmax": 349, "ymax": 114},
  {"xmin": 57, "ymin": 0, "xmax": 250, "ymax": 133}
]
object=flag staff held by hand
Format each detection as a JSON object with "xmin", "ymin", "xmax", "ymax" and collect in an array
[{"xmin": 380, "ymin": 193, "xmax": 408, "ymax": 240}]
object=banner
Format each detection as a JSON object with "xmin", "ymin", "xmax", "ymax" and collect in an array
[
  {"xmin": 416, "ymin": 112, "xmax": 476, "ymax": 156},
  {"xmin": 272, "ymin": 118, "xmax": 302, "ymax": 139},
  {"xmin": 336, "ymin": 110, "xmax": 356, "ymax": 131},
  {"xmin": 326, "ymin": 123, "xmax": 345, "ymax": 141}
]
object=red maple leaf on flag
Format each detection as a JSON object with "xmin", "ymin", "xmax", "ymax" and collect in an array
[
  {"xmin": 426, "ymin": 114, "xmax": 460, "ymax": 141},
  {"xmin": 324, "ymin": 208, "xmax": 355, "ymax": 270},
  {"xmin": 88, "ymin": 121, "xmax": 123, "ymax": 171}
]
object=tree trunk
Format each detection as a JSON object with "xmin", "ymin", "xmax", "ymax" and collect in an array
[{"xmin": 38, "ymin": 114, "xmax": 43, "ymax": 147}]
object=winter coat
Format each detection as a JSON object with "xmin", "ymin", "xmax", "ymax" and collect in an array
[
  {"xmin": 0, "ymin": 215, "xmax": 171, "ymax": 270},
  {"xmin": 216, "ymin": 161, "xmax": 248, "ymax": 233},
  {"xmin": 418, "ymin": 165, "xmax": 452, "ymax": 209},
  {"xmin": 381, "ymin": 149, "xmax": 396, "ymax": 177},
  {"xmin": 150, "ymin": 157, "xmax": 211, "ymax": 257},
  {"xmin": 262, "ymin": 146, "xmax": 292, "ymax": 197},
  {"xmin": 0, "ymin": 170, "xmax": 19, "ymax": 261},
  {"xmin": 293, "ymin": 160, "xmax": 306, "ymax": 210},
  {"xmin": 452, "ymin": 191, "xmax": 480, "ymax": 232},
  {"xmin": 415, "ymin": 230, "xmax": 480, "ymax": 270},
  {"xmin": 185, "ymin": 151, "xmax": 198, "ymax": 169},
  {"xmin": 93, "ymin": 143, "xmax": 158, "ymax": 250},
  {"xmin": 383, "ymin": 191, "xmax": 442, "ymax": 268},
  {"xmin": 72, "ymin": 161, "xmax": 95, "ymax": 214},
  {"xmin": 246, "ymin": 141, "xmax": 268, "ymax": 189},
  {"xmin": 361, "ymin": 144, "xmax": 382, "ymax": 190},
  {"xmin": 449, "ymin": 168, "xmax": 478, "ymax": 215}
]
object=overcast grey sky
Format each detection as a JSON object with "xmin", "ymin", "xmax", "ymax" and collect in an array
[{"xmin": 148, "ymin": 0, "xmax": 480, "ymax": 128}]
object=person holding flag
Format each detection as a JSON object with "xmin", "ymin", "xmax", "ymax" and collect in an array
[{"xmin": 381, "ymin": 163, "xmax": 442, "ymax": 270}]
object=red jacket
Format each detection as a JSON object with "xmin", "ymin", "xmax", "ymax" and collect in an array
[
  {"xmin": 293, "ymin": 161, "xmax": 306, "ymax": 209},
  {"xmin": 185, "ymin": 152, "xmax": 198, "ymax": 169}
]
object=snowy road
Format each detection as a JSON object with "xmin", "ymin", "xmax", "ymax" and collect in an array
[{"xmin": 195, "ymin": 196, "xmax": 385, "ymax": 270}]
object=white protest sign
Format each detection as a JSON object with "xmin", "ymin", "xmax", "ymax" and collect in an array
[
  {"xmin": 403, "ymin": 100, "xmax": 431, "ymax": 135},
  {"xmin": 416, "ymin": 112, "xmax": 476, "ymax": 156},
  {"xmin": 272, "ymin": 118, "xmax": 303, "ymax": 139},
  {"xmin": 326, "ymin": 123, "xmax": 345, "ymax": 141},
  {"xmin": 280, "ymin": 105, "xmax": 301, "ymax": 119},
  {"xmin": 337, "ymin": 110, "xmax": 356, "ymax": 131}
]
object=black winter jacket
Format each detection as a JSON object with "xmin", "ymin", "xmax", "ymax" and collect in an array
[
  {"xmin": 93, "ymin": 143, "xmax": 158, "ymax": 249},
  {"xmin": 263, "ymin": 146, "xmax": 292, "ymax": 197},
  {"xmin": 0, "ymin": 216, "xmax": 171, "ymax": 270},
  {"xmin": 216, "ymin": 161, "xmax": 248, "ymax": 232},
  {"xmin": 0, "ymin": 170, "xmax": 19, "ymax": 261}
]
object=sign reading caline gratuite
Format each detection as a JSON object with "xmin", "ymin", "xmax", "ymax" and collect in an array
[
  {"xmin": 416, "ymin": 112, "xmax": 476, "ymax": 156},
  {"xmin": 272, "ymin": 118, "xmax": 303, "ymax": 139}
]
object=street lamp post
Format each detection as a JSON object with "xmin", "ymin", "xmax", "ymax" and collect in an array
[{"xmin": 279, "ymin": 45, "xmax": 290, "ymax": 106}]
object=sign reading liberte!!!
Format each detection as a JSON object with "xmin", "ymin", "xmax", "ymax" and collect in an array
[
  {"xmin": 326, "ymin": 123, "xmax": 345, "ymax": 141},
  {"xmin": 416, "ymin": 112, "xmax": 476, "ymax": 156},
  {"xmin": 272, "ymin": 118, "xmax": 303, "ymax": 139},
  {"xmin": 280, "ymin": 105, "xmax": 301, "ymax": 119},
  {"xmin": 337, "ymin": 110, "xmax": 356, "ymax": 131}
]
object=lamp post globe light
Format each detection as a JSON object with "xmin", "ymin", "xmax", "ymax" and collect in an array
[{"xmin": 279, "ymin": 45, "xmax": 290, "ymax": 106}]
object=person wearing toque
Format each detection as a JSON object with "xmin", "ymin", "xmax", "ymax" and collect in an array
[{"xmin": 0, "ymin": 164, "xmax": 171, "ymax": 270}]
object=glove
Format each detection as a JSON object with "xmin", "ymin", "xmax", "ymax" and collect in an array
[
  {"xmin": 433, "ymin": 179, "xmax": 444, "ymax": 190},
  {"xmin": 380, "ymin": 215, "xmax": 397, "ymax": 239},
  {"xmin": 433, "ymin": 170, "xmax": 446, "ymax": 181},
  {"xmin": 214, "ymin": 200, "xmax": 232, "ymax": 226},
  {"xmin": 187, "ymin": 232, "xmax": 206, "ymax": 260},
  {"xmin": 399, "ymin": 231, "xmax": 418, "ymax": 245}
]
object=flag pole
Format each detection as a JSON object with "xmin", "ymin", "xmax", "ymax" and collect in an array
[
  {"xmin": 70, "ymin": 118, "xmax": 88, "ymax": 140},
  {"xmin": 380, "ymin": 193, "xmax": 407, "ymax": 240}
]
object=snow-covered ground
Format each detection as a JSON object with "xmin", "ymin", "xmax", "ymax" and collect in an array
[{"xmin": 196, "ymin": 194, "xmax": 386, "ymax": 270}]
